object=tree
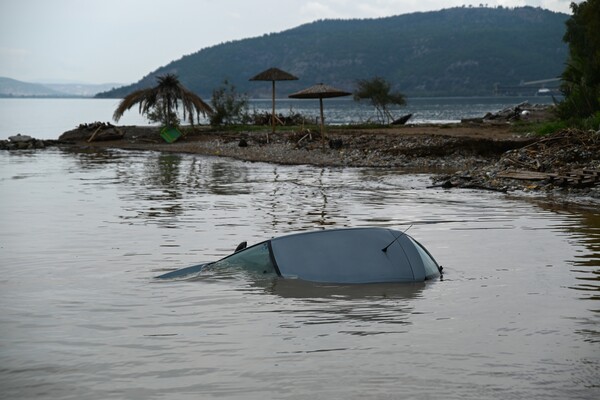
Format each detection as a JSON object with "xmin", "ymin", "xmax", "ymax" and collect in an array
[
  {"xmin": 353, "ymin": 77, "xmax": 406, "ymax": 124},
  {"xmin": 113, "ymin": 74, "xmax": 213, "ymax": 127},
  {"xmin": 209, "ymin": 80, "xmax": 250, "ymax": 125},
  {"xmin": 557, "ymin": 0, "xmax": 600, "ymax": 119}
]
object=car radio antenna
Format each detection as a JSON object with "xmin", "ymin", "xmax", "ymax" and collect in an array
[{"xmin": 381, "ymin": 224, "xmax": 413, "ymax": 252}]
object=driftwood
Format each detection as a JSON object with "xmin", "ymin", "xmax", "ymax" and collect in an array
[
  {"xmin": 87, "ymin": 126, "xmax": 103, "ymax": 143},
  {"xmin": 496, "ymin": 169, "xmax": 600, "ymax": 187},
  {"xmin": 87, "ymin": 126, "xmax": 124, "ymax": 142},
  {"xmin": 548, "ymin": 169, "xmax": 600, "ymax": 187},
  {"xmin": 428, "ymin": 180, "xmax": 508, "ymax": 192},
  {"xmin": 496, "ymin": 171, "xmax": 551, "ymax": 180}
]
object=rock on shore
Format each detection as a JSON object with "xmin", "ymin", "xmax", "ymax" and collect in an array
[
  {"xmin": 0, "ymin": 134, "xmax": 61, "ymax": 150},
  {"xmin": 461, "ymin": 102, "xmax": 553, "ymax": 124}
]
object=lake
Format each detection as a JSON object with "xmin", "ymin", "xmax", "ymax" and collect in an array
[
  {"xmin": 0, "ymin": 145, "xmax": 598, "ymax": 399},
  {"xmin": 0, "ymin": 96, "xmax": 557, "ymax": 140}
]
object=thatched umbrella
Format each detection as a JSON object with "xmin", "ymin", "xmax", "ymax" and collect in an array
[
  {"xmin": 288, "ymin": 83, "xmax": 351, "ymax": 146},
  {"xmin": 250, "ymin": 67, "xmax": 298, "ymax": 140},
  {"xmin": 113, "ymin": 74, "xmax": 213, "ymax": 127}
]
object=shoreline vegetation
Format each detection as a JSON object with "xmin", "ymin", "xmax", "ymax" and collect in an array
[{"xmin": 2, "ymin": 104, "xmax": 599, "ymax": 206}]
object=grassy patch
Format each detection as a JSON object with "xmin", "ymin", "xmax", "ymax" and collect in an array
[
  {"xmin": 578, "ymin": 112, "xmax": 600, "ymax": 131},
  {"xmin": 534, "ymin": 120, "xmax": 570, "ymax": 135},
  {"xmin": 513, "ymin": 112, "xmax": 600, "ymax": 136}
]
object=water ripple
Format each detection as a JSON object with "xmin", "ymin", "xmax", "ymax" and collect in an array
[{"xmin": 1, "ymin": 149, "xmax": 599, "ymax": 400}]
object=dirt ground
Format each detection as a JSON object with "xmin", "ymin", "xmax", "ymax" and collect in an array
[{"xmin": 59, "ymin": 121, "xmax": 534, "ymax": 170}]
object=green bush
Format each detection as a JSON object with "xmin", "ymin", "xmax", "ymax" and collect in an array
[
  {"xmin": 210, "ymin": 80, "xmax": 250, "ymax": 125},
  {"xmin": 578, "ymin": 111, "xmax": 600, "ymax": 131},
  {"xmin": 144, "ymin": 99, "xmax": 180, "ymax": 127},
  {"xmin": 529, "ymin": 111, "xmax": 600, "ymax": 136},
  {"xmin": 535, "ymin": 120, "xmax": 569, "ymax": 135}
]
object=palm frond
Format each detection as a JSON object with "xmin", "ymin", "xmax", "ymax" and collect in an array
[
  {"xmin": 112, "ymin": 74, "xmax": 213, "ymax": 126},
  {"xmin": 113, "ymin": 88, "xmax": 153, "ymax": 121}
]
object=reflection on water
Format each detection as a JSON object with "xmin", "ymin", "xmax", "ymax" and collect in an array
[
  {"xmin": 1, "ymin": 148, "xmax": 599, "ymax": 400},
  {"xmin": 529, "ymin": 200, "xmax": 600, "ymax": 301},
  {"xmin": 566, "ymin": 212, "xmax": 600, "ymax": 300}
]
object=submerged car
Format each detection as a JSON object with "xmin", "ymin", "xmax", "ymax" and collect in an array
[{"xmin": 156, "ymin": 227, "xmax": 443, "ymax": 283}]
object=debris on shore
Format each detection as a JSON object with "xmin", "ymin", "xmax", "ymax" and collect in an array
[
  {"xmin": 0, "ymin": 134, "xmax": 61, "ymax": 150},
  {"xmin": 461, "ymin": 102, "xmax": 553, "ymax": 124},
  {"xmin": 61, "ymin": 121, "xmax": 124, "ymax": 142},
  {"xmin": 2, "ymin": 121, "xmax": 125, "ymax": 150},
  {"xmin": 434, "ymin": 129, "xmax": 600, "ymax": 198}
]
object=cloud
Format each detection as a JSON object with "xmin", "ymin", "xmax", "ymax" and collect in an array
[
  {"xmin": 300, "ymin": 1, "xmax": 338, "ymax": 19},
  {"xmin": 300, "ymin": 0, "xmax": 573, "ymax": 19},
  {"xmin": 0, "ymin": 47, "xmax": 30, "ymax": 58},
  {"xmin": 0, "ymin": 47, "xmax": 31, "ymax": 78}
]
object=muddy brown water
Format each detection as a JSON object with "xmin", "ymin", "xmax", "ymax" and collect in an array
[{"xmin": 1, "ymin": 148, "xmax": 598, "ymax": 399}]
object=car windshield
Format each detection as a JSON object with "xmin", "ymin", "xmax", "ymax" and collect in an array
[
  {"xmin": 211, "ymin": 241, "xmax": 277, "ymax": 275},
  {"xmin": 408, "ymin": 236, "xmax": 441, "ymax": 278}
]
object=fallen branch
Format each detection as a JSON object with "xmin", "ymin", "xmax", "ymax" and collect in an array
[{"xmin": 87, "ymin": 126, "xmax": 103, "ymax": 143}]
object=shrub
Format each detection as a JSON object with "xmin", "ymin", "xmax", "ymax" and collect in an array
[{"xmin": 210, "ymin": 80, "xmax": 249, "ymax": 125}]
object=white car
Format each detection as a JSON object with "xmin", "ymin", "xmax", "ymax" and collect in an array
[{"xmin": 156, "ymin": 227, "xmax": 442, "ymax": 283}]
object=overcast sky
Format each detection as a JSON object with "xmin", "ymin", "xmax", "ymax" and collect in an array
[{"xmin": 0, "ymin": 0, "xmax": 575, "ymax": 85}]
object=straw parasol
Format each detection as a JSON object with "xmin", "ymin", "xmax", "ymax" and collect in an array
[
  {"xmin": 250, "ymin": 67, "xmax": 298, "ymax": 140},
  {"xmin": 288, "ymin": 83, "xmax": 351, "ymax": 146}
]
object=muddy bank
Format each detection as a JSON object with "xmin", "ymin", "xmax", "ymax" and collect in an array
[
  {"xmin": 56, "ymin": 103, "xmax": 550, "ymax": 169},
  {"xmin": 58, "ymin": 123, "xmax": 535, "ymax": 171}
]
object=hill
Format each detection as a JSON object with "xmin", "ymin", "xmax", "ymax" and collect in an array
[
  {"xmin": 0, "ymin": 77, "xmax": 125, "ymax": 98},
  {"xmin": 0, "ymin": 77, "xmax": 69, "ymax": 97},
  {"xmin": 96, "ymin": 6, "xmax": 569, "ymax": 99},
  {"xmin": 43, "ymin": 82, "xmax": 125, "ymax": 97}
]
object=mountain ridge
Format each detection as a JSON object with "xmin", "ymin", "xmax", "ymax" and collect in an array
[
  {"xmin": 95, "ymin": 6, "xmax": 568, "ymax": 98},
  {"xmin": 0, "ymin": 77, "xmax": 125, "ymax": 98},
  {"xmin": 0, "ymin": 77, "xmax": 69, "ymax": 97}
]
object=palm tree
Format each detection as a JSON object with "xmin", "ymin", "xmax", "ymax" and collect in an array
[{"xmin": 113, "ymin": 74, "xmax": 213, "ymax": 127}]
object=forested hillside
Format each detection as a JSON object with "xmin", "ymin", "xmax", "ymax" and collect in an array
[{"xmin": 97, "ymin": 6, "xmax": 569, "ymax": 98}]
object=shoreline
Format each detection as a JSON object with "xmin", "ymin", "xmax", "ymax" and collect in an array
[
  {"xmin": 3, "ymin": 118, "xmax": 599, "ymax": 206},
  {"xmin": 57, "ymin": 122, "xmax": 536, "ymax": 169}
]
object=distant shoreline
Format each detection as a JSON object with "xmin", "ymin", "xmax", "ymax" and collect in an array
[{"xmin": 0, "ymin": 95, "xmax": 92, "ymax": 99}]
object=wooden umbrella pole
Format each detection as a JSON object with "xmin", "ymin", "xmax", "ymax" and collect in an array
[
  {"xmin": 319, "ymin": 97, "xmax": 325, "ymax": 147},
  {"xmin": 272, "ymin": 80, "xmax": 276, "ymax": 136}
]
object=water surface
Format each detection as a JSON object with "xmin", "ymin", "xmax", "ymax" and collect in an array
[
  {"xmin": 0, "ymin": 149, "xmax": 598, "ymax": 399},
  {"xmin": 0, "ymin": 96, "xmax": 556, "ymax": 140}
]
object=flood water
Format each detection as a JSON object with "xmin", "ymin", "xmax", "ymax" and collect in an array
[{"xmin": 1, "ymin": 148, "xmax": 598, "ymax": 399}]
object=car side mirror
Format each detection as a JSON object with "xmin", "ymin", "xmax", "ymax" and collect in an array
[{"xmin": 235, "ymin": 241, "xmax": 247, "ymax": 252}]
